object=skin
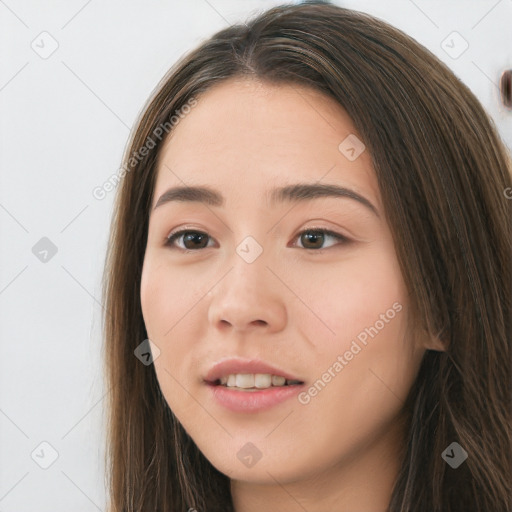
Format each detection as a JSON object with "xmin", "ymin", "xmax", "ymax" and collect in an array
[{"xmin": 140, "ymin": 78, "xmax": 443, "ymax": 512}]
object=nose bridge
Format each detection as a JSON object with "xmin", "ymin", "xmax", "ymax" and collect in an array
[
  {"xmin": 207, "ymin": 236, "xmax": 287, "ymax": 333},
  {"xmin": 221, "ymin": 236, "xmax": 271, "ymax": 304}
]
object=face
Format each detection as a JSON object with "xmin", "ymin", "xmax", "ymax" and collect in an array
[{"xmin": 140, "ymin": 78, "xmax": 427, "ymax": 486}]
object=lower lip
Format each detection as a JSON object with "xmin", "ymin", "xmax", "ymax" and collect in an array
[{"xmin": 206, "ymin": 382, "xmax": 305, "ymax": 412}]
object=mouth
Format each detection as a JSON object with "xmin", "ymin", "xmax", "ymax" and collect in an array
[
  {"xmin": 203, "ymin": 358, "xmax": 305, "ymax": 412},
  {"xmin": 204, "ymin": 358, "xmax": 305, "ymax": 390},
  {"xmin": 208, "ymin": 373, "xmax": 304, "ymax": 391}
]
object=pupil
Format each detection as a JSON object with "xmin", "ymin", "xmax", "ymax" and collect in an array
[
  {"xmin": 184, "ymin": 232, "xmax": 207, "ymax": 249},
  {"xmin": 302, "ymin": 231, "xmax": 323, "ymax": 248}
]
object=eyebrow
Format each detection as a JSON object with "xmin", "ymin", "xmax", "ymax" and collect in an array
[{"xmin": 152, "ymin": 183, "xmax": 379, "ymax": 217}]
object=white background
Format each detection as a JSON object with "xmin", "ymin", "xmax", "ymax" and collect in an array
[{"xmin": 0, "ymin": 1, "xmax": 511, "ymax": 510}]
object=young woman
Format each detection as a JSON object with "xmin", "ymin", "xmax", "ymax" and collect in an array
[{"xmin": 101, "ymin": 2, "xmax": 512, "ymax": 511}]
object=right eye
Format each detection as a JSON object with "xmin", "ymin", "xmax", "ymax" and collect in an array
[{"xmin": 165, "ymin": 229, "xmax": 216, "ymax": 252}]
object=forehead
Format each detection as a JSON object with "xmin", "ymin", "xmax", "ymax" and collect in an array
[{"xmin": 153, "ymin": 78, "xmax": 380, "ymax": 211}]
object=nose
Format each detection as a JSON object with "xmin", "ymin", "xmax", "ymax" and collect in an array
[{"xmin": 207, "ymin": 256, "xmax": 287, "ymax": 335}]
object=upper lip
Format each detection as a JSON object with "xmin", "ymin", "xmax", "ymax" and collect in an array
[{"xmin": 204, "ymin": 358, "xmax": 304, "ymax": 384}]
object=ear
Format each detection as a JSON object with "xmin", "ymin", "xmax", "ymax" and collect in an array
[
  {"xmin": 425, "ymin": 337, "xmax": 446, "ymax": 352},
  {"xmin": 421, "ymin": 328, "xmax": 447, "ymax": 352}
]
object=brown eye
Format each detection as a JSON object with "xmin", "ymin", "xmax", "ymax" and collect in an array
[
  {"xmin": 301, "ymin": 230, "xmax": 325, "ymax": 249},
  {"xmin": 165, "ymin": 230, "xmax": 213, "ymax": 251},
  {"xmin": 295, "ymin": 229, "xmax": 350, "ymax": 250}
]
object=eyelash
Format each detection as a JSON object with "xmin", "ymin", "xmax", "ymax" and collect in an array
[{"xmin": 164, "ymin": 227, "xmax": 351, "ymax": 253}]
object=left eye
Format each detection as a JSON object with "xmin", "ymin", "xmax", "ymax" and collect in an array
[
  {"xmin": 292, "ymin": 229, "xmax": 350, "ymax": 250},
  {"xmin": 164, "ymin": 228, "xmax": 350, "ymax": 252}
]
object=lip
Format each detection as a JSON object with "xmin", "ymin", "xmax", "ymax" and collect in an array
[
  {"xmin": 206, "ymin": 383, "xmax": 305, "ymax": 413},
  {"xmin": 204, "ymin": 358, "xmax": 304, "ymax": 384},
  {"xmin": 204, "ymin": 357, "xmax": 305, "ymax": 413}
]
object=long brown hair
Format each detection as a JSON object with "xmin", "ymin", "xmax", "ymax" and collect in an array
[{"xmin": 101, "ymin": 2, "xmax": 512, "ymax": 510}]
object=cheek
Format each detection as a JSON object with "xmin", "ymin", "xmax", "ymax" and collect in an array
[
  {"xmin": 140, "ymin": 254, "xmax": 209, "ymax": 408},
  {"xmin": 140, "ymin": 257, "xmax": 194, "ymax": 386},
  {"xmin": 287, "ymin": 241, "xmax": 407, "ymax": 354},
  {"xmin": 140, "ymin": 259, "xmax": 170, "ymax": 339},
  {"xmin": 290, "ymin": 239, "xmax": 416, "ymax": 421},
  {"xmin": 140, "ymin": 256, "xmax": 203, "ymax": 339}
]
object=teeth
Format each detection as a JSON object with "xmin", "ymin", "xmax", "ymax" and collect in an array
[
  {"xmin": 217, "ymin": 373, "xmax": 301, "ymax": 389},
  {"xmin": 255, "ymin": 374, "xmax": 272, "ymax": 388},
  {"xmin": 236, "ymin": 374, "xmax": 254, "ymax": 388},
  {"xmin": 271, "ymin": 375, "xmax": 286, "ymax": 386}
]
